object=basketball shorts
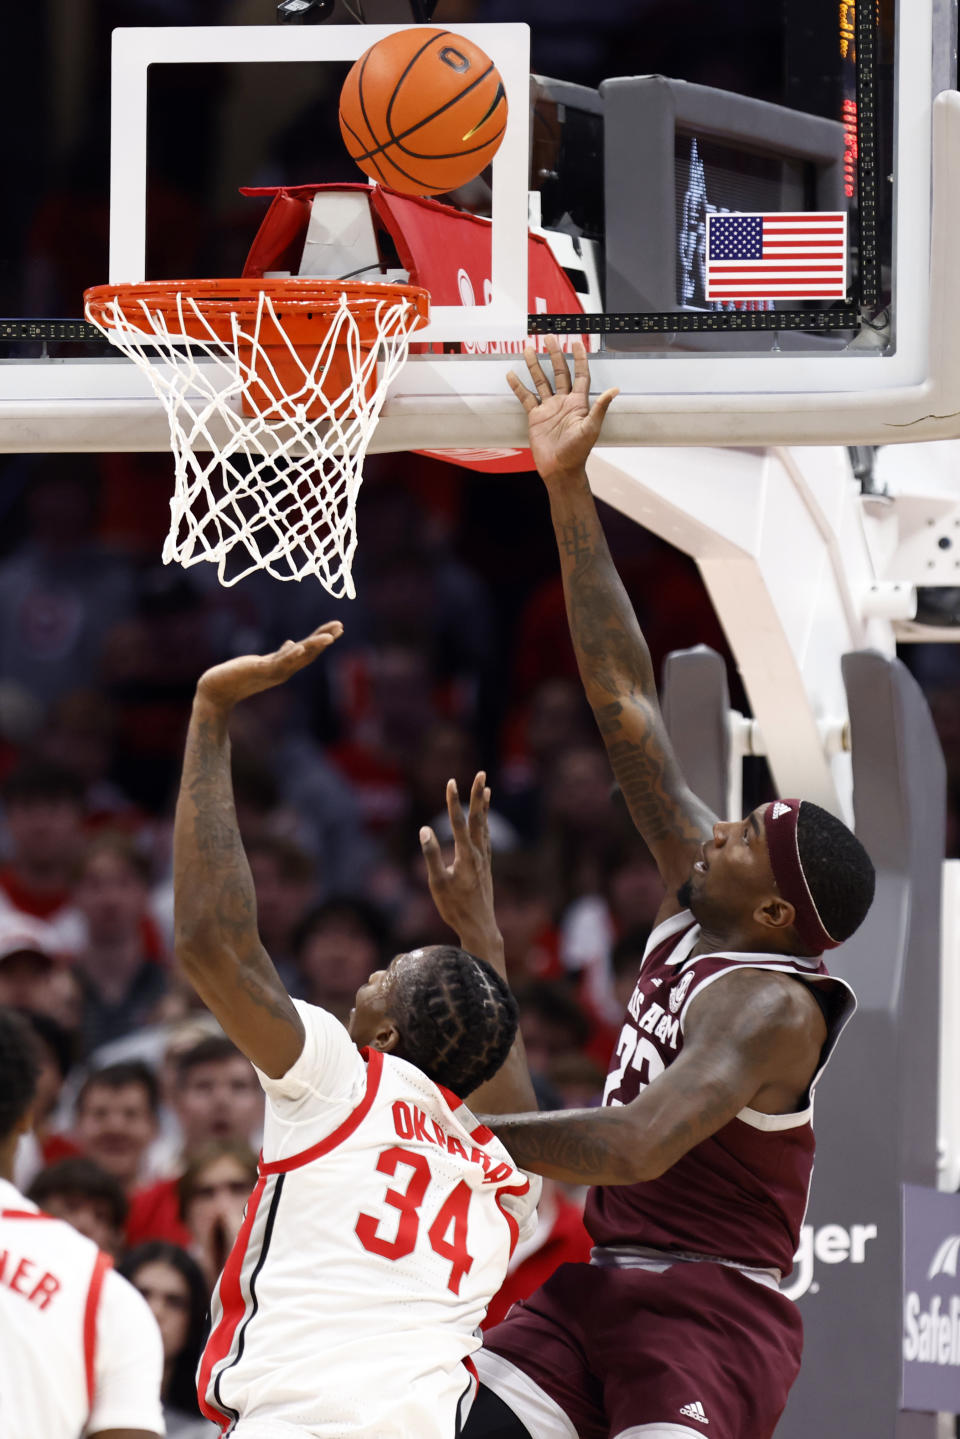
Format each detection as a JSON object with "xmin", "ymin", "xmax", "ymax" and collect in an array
[{"xmin": 474, "ymin": 1256, "xmax": 804, "ymax": 1439}]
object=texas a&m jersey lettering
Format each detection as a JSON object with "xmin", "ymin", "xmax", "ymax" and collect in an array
[{"xmin": 602, "ymin": 982, "xmax": 681, "ymax": 1106}]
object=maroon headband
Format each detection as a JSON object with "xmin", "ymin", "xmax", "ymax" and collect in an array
[{"xmin": 763, "ymin": 799, "xmax": 840, "ymax": 953}]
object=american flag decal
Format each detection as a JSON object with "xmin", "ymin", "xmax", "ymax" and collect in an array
[{"xmin": 705, "ymin": 212, "xmax": 848, "ymax": 301}]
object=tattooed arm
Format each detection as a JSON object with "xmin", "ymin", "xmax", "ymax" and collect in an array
[
  {"xmin": 508, "ymin": 337, "xmax": 717, "ymax": 909},
  {"xmin": 485, "ymin": 967, "xmax": 827, "ymax": 1184},
  {"xmin": 173, "ymin": 624, "xmax": 342, "ymax": 1079}
]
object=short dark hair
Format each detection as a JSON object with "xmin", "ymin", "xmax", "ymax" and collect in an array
[
  {"xmin": 2, "ymin": 761, "xmax": 85, "ymax": 809},
  {"xmin": 117, "ymin": 1242, "xmax": 210, "ymax": 1412},
  {"xmin": 76, "ymin": 832, "xmax": 151, "ymax": 885},
  {"xmin": 15, "ymin": 1008, "xmax": 76, "ymax": 1080},
  {"xmin": 246, "ymin": 835, "xmax": 316, "ymax": 885},
  {"xmin": 176, "ymin": 1035, "xmax": 251, "ymax": 1083},
  {"xmin": 0, "ymin": 1007, "xmax": 40, "ymax": 1142},
  {"xmin": 28, "ymin": 1157, "xmax": 128, "ymax": 1230},
  {"xmin": 177, "ymin": 1139, "xmax": 258, "ymax": 1221},
  {"xmin": 796, "ymin": 801, "xmax": 876, "ymax": 944},
  {"xmin": 77, "ymin": 1060, "xmax": 160, "ymax": 1116},
  {"xmin": 390, "ymin": 947, "xmax": 518, "ymax": 1097}
]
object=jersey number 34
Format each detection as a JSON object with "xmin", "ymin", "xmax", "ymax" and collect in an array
[{"xmin": 355, "ymin": 1145, "xmax": 474, "ymax": 1294}]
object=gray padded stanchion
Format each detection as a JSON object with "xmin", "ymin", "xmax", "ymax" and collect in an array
[
  {"xmin": 776, "ymin": 652, "xmax": 945, "ymax": 1439},
  {"xmin": 660, "ymin": 645, "xmax": 730, "ymax": 820}
]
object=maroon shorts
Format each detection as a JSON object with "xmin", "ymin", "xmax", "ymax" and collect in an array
[{"xmin": 480, "ymin": 1258, "xmax": 803, "ymax": 1439}]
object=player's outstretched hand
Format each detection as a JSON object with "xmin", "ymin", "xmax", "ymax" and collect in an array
[
  {"xmin": 420, "ymin": 772, "xmax": 498, "ymax": 951},
  {"xmin": 507, "ymin": 335, "xmax": 618, "ymax": 485},
  {"xmin": 196, "ymin": 622, "xmax": 343, "ymax": 712}
]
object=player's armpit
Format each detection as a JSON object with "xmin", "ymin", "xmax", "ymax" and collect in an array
[{"xmin": 486, "ymin": 970, "xmax": 826, "ymax": 1185}]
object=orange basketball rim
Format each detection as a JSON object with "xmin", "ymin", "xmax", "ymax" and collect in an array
[{"xmin": 84, "ymin": 277, "xmax": 430, "ymax": 421}]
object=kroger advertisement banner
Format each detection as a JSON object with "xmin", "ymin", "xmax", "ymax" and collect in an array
[{"xmin": 902, "ymin": 1184, "xmax": 960, "ymax": 1412}]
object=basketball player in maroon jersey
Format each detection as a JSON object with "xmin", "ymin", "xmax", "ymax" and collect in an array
[{"xmin": 460, "ymin": 338, "xmax": 877, "ymax": 1439}]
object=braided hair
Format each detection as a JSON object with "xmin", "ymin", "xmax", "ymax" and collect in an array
[
  {"xmin": 390, "ymin": 946, "xmax": 518, "ymax": 1097},
  {"xmin": 0, "ymin": 1007, "xmax": 40, "ymax": 1145}
]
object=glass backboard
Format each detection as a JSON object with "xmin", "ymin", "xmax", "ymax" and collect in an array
[{"xmin": 1, "ymin": 0, "xmax": 957, "ymax": 452}]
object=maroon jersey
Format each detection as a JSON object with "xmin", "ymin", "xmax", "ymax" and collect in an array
[{"xmin": 584, "ymin": 910, "xmax": 855, "ymax": 1277}]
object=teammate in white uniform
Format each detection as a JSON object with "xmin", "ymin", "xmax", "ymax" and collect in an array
[
  {"xmin": 0, "ymin": 1007, "xmax": 165, "ymax": 1439},
  {"xmin": 173, "ymin": 625, "xmax": 540, "ymax": 1439}
]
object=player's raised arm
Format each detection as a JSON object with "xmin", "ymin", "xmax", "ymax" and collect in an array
[
  {"xmin": 173, "ymin": 624, "xmax": 343, "ymax": 1079},
  {"xmin": 420, "ymin": 773, "xmax": 538, "ymax": 1115},
  {"xmin": 508, "ymin": 337, "xmax": 718, "ymax": 905}
]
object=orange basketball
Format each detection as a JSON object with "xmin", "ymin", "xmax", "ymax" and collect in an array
[{"xmin": 339, "ymin": 28, "xmax": 508, "ymax": 198}]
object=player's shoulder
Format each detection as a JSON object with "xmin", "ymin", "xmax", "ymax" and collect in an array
[
  {"xmin": 99, "ymin": 1262, "xmax": 162, "ymax": 1329},
  {"xmin": 684, "ymin": 962, "xmax": 827, "ymax": 1044},
  {"xmin": 1, "ymin": 1194, "xmax": 100, "ymax": 1260}
]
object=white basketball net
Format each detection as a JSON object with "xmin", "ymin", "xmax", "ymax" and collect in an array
[{"xmin": 84, "ymin": 285, "xmax": 426, "ymax": 596}]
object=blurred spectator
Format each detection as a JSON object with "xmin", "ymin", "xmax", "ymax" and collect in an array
[
  {"xmin": 230, "ymin": 749, "xmax": 284, "ymax": 845},
  {"xmin": 0, "ymin": 917, "xmax": 72, "ymax": 1019},
  {"xmin": 0, "ymin": 461, "xmax": 135, "ymax": 708},
  {"xmin": 177, "ymin": 1140, "xmax": 259, "ymax": 1292},
  {"xmin": 293, "ymin": 897, "xmax": 391, "ymax": 1025},
  {"xmin": 11, "ymin": 1008, "xmax": 80, "ymax": 1189},
  {"xmin": 246, "ymin": 836, "xmax": 319, "ymax": 985},
  {"xmin": 226, "ymin": 687, "xmax": 378, "ymax": 892},
  {"xmin": 547, "ymin": 1051, "xmax": 607, "ymax": 1110},
  {"xmin": 0, "ymin": 680, "xmax": 43, "ymax": 785},
  {"xmin": 541, "ymin": 744, "xmax": 626, "ymax": 906},
  {"xmin": 404, "ymin": 720, "xmax": 479, "ymax": 836},
  {"xmin": 28, "ymin": 1155, "xmax": 128, "ymax": 1257},
  {"xmin": 101, "ymin": 566, "xmax": 219, "ymax": 811},
  {"xmin": 172, "ymin": 1036, "xmax": 263, "ymax": 1156},
  {"xmin": 0, "ymin": 761, "xmax": 87, "ymax": 950},
  {"xmin": 35, "ymin": 689, "xmax": 141, "ymax": 831},
  {"xmin": 497, "ymin": 678, "xmax": 596, "ymax": 839},
  {"xmin": 127, "ymin": 1037, "xmax": 262, "ymax": 1247},
  {"xmin": 604, "ymin": 841, "xmax": 664, "ymax": 934},
  {"xmin": 68, "ymin": 1011, "xmax": 226, "ymax": 1181},
  {"xmin": 118, "ymin": 1242, "xmax": 217, "ymax": 1438},
  {"xmin": 515, "ymin": 981, "xmax": 591, "ymax": 1079},
  {"xmin": 391, "ymin": 843, "xmax": 468, "ymax": 952},
  {"xmin": 610, "ymin": 927, "xmax": 652, "ymax": 1012},
  {"xmin": 421, "ymin": 778, "xmax": 520, "ymax": 860},
  {"xmin": 328, "ymin": 645, "xmax": 442, "ymax": 832},
  {"xmin": 491, "ymin": 851, "xmax": 562, "ymax": 985},
  {"xmin": 74, "ymin": 1059, "xmax": 160, "ymax": 1192},
  {"xmin": 72, "ymin": 832, "xmax": 169, "ymax": 1055}
]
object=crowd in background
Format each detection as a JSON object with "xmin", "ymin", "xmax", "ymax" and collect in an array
[
  {"xmin": 1, "ymin": 2, "xmax": 958, "ymax": 1432},
  {"xmin": 0, "ymin": 445, "xmax": 958, "ymax": 1431},
  {"xmin": 0, "ymin": 448, "xmax": 731, "ymax": 1432}
]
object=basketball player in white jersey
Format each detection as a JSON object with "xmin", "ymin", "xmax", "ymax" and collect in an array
[
  {"xmin": 173, "ymin": 627, "xmax": 540, "ymax": 1438},
  {"xmin": 0, "ymin": 1006, "xmax": 165, "ymax": 1439}
]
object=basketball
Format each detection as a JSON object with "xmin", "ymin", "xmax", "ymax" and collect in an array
[{"xmin": 338, "ymin": 27, "xmax": 508, "ymax": 198}]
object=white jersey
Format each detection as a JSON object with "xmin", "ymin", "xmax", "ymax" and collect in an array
[
  {"xmin": 0, "ymin": 1176, "xmax": 165, "ymax": 1438},
  {"xmin": 199, "ymin": 1000, "xmax": 540, "ymax": 1439}
]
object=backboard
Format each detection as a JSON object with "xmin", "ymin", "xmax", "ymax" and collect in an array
[{"xmin": 1, "ymin": 0, "xmax": 958, "ymax": 453}]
